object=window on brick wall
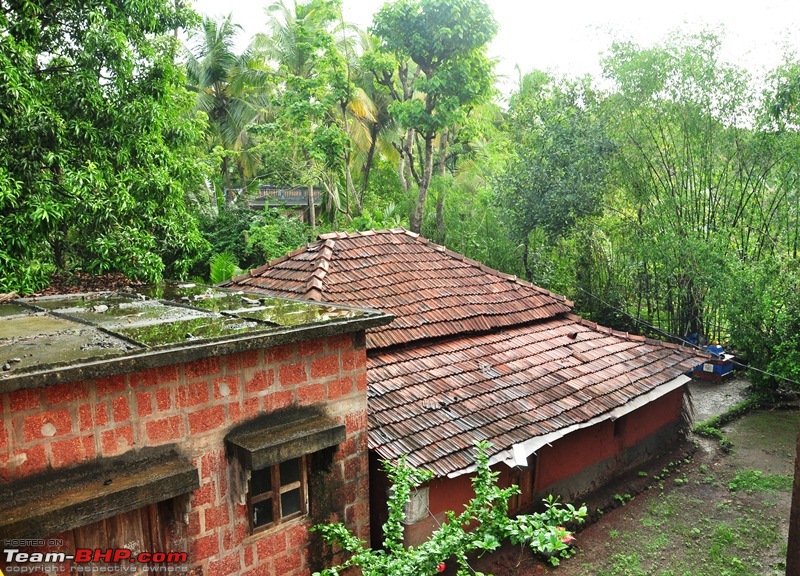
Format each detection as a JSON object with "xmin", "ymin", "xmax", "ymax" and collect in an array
[
  {"xmin": 226, "ymin": 407, "xmax": 346, "ymax": 535},
  {"xmin": 249, "ymin": 456, "xmax": 308, "ymax": 532}
]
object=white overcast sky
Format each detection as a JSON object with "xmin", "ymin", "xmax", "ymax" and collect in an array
[{"xmin": 190, "ymin": 0, "xmax": 800, "ymax": 94}]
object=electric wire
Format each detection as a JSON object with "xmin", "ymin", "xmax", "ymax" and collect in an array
[{"xmin": 574, "ymin": 286, "xmax": 800, "ymax": 391}]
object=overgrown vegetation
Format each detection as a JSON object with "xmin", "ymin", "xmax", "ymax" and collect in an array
[
  {"xmin": 2, "ymin": 1, "xmax": 800, "ymax": 396},
  {"xmin": 195, "ymin": 206, "xmax": 315, "ymax": 283},
  {"xmin": 312, "ymin": 443, "xmax": 587, "ymax": 575}
]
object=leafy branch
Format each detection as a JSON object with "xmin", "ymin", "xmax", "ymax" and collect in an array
[{"xmin": 312, "ymin": 442, "xmax": 587, "ymax": 576}]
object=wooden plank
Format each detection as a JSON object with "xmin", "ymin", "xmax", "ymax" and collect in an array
[{"xmin": 0, "ymin": 450, "xmax": 198, "ymax": 539}]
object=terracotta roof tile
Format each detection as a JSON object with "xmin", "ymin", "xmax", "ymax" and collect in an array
[
  {"xmin": 224, "ymin": 228, "xmax": 708, "ymax": 478},
  {"xmin": 224, "ymin": 228, "xmax": 572, "ymax": 349},
  {"xmin": 366, "ymin": 316, "xmax": 705, "ymax": 476}
]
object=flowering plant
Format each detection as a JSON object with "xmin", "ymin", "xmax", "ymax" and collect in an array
[
  {"xmin": 312, "ymin": 442, "xmax": 587, "ymax": 575},
  {"xmin": 503, "ymin": 495, "xmax": 586, "ymax": 565}
]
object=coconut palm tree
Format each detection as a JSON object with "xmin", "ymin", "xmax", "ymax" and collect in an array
[
  {"xmin": 252, "ymin": 0, "xmax": 355, "ymax": 224},
  {"xmin": 253, "ymin": 0, "xmax": 400, "ymax": 221},
  {"xmin": 185, "ymin": 14, "xmax": 272, "ymax": 204},
  {"xmin": 352, "ymin": 29, "xmax": 402, "ymax": 201}
]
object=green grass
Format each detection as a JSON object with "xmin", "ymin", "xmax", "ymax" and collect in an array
[
  {"xmin": 728, "ymin": 470, "xmax": 793, "ymax": 493},
  {"xmin": 596, "ymin": 552, "xmax": 647, "ymax": 576},
  {"xmin": 579, "ymin": 470, "xmax": 786, "ymax": 576}
]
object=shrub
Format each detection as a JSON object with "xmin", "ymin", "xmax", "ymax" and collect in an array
[{"xmin": 312, "ymin": 442, "xmax": 587, "ymax": 575}]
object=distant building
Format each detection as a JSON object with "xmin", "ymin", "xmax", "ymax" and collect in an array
[
  {"xmin": 226, "ymin": 228, "xmax": 706, "ymax": 546},
  {"xmin": 247, "ymin": 186, "xmax": 323, "ymax": 223},
  {"xmin": 0, "ymin": 286, "xmax": 390, "ymax": 575}
]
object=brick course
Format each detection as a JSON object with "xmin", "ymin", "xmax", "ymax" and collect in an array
[{"xmin": 1, "ymin": 331, "xmax": 370, "ymax": 576}]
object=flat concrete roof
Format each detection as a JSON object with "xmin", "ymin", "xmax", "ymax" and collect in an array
[{"xmin": 0, "ymin": 284, "xmax": 392, "ymax": 393}]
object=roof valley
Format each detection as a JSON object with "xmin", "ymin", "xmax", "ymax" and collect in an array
[{"xmin": 304, "ymin": 238, "xmax": 336, "ymax": 301}]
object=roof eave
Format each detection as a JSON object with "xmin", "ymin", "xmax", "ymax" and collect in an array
[{"xmin": 444, "ymin": 373, "xmax": 692, "ymax": 479}]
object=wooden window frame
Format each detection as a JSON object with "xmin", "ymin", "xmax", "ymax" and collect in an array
[{"xmin": 248, "ymin": 455, "xmax": 308, "ymax": 534}]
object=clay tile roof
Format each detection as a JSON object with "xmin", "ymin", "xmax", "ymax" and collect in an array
[
  {"xmin": 225, "ymin": 228, "xmax": 572, "ymax": 349},
  {"xmin": 226, "ymin": 227, "xmax": 708, "ymax": 478},
  {"xmin": 366, "ymin": 315, "xmax": 706, "ymax": 477}
]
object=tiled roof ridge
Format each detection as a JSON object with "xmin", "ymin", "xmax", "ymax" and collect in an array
[
  {"xmin": 316, "ymin": 227, "xmax": 573, "ymax": 306},
  {"xmin": 229, "ymin": 238, "xmax": 339, "ymax": 301},
  {"xmin": 304, "ymin": 238, "xmax": 336, "ymax": 301},
  {"xmin": 230, "ymin": 242, "xmax": 315, "ymax": 285},
  {"xmin": 562, "ymin": 312, "xmax": 706, "ymax": 355}
]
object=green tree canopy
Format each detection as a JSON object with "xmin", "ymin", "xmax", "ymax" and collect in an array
[
  {"xmin": 501, "ymin": 71, "xmax": 614, "ymax": 245},
  {"xmin": 600, "ymin": 32, "xmax": 786, "ymax": 339},
  {"xmin": 371, "ymin": 0, "xmax": 497, "ymax": 233},
  {"xmin": 0, "ymin": 0, "xmax": 207, "ymax": 292},
  {"xmin": 252, "ymin": 0, "xmax": 351, "ymax": 225}
]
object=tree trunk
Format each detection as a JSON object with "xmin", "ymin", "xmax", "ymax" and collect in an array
[
  {"xmin": 435, "ymin": 130, "xmax": 449, "ymax": 243},
  {"xmin": 237, "ymin": 161, "xmax": 249, "ymax": 209},
  {"xmin": 679, "ymin": 276, "xmax": 704, "ymax": 340},
  {"xmin": 398, "ymin": 156, "xmax": 408, "ymax": 193},
  {"xmin": 361, "ymin": 124, "xmax": 378, "ymax": 198},
  {"xmin": 521, "ymin": 238, "xmax": 533, "ymax": 283},
  {"xmin": 52, "ymin": 225, "xmax": 67, "ymax": 269},
  {"xmin": 398, "ymin": 129, "xmax": 414, "ymax": 194},
  {"xmin": 208, "ymin": 180, "xmax": 218, "ymax": 215},
  {"xmin": 409, "ymin": 134, "xmax": 434, "ymax": 234},
  {"xmin": 787, "ymin": 419, "xmax": 800, "ymax": 575},
  {"xmin": 222, "ymin": 156, "xmax": 234, "ymax": 205},
  {"xmin": 345, "ymin": 158, "xmax": 360, "ymax": 216},
  {"xmin": 303, "ymin": 151, "xmax": 316, "ymax": 229},
  {"xmin": 173, "ymin": 0, "xmax": 181, "ymax": 39},
  {"xmin": 307, "ymin": 184, "xmax": 316, "ymax": 229},
  {"xmin": 340, "ymin": 98, "xmax": 359, "ymax": 217}
]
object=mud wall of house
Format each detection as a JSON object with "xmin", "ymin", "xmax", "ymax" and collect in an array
[
  {"xmin": 533, "ymin": 386, "xmax": 686, "ymax": 500},
  {"xmin": 0, "ymin": 332, "xmax": 369, "ymax": 576}
]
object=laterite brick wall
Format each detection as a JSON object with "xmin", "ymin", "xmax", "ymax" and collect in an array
[{"xmin": 0, "ymin": 331, "xmax": 370, "ymax": 576}]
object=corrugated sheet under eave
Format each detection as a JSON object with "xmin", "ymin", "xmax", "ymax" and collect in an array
[{"xmin": 446, "ymin": 373, "xmax": 691, "ymax": 478}]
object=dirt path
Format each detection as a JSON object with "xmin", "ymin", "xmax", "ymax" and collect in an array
[
  {"xmin": 473, "ymin": 376, "xmax": 798, "ymax": 576},
  {"xmin": 687, "ymin": 376, "xmax": 750, "ymax": 423}
]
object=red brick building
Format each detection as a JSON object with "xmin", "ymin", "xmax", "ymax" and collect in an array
[
  {"xmin": 226, "ymin": 228, "xmax": 706, "ymax": 546},
  {"xmin": 0, "ymin": 286, "xmax": 390, "ymax": 575}
]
